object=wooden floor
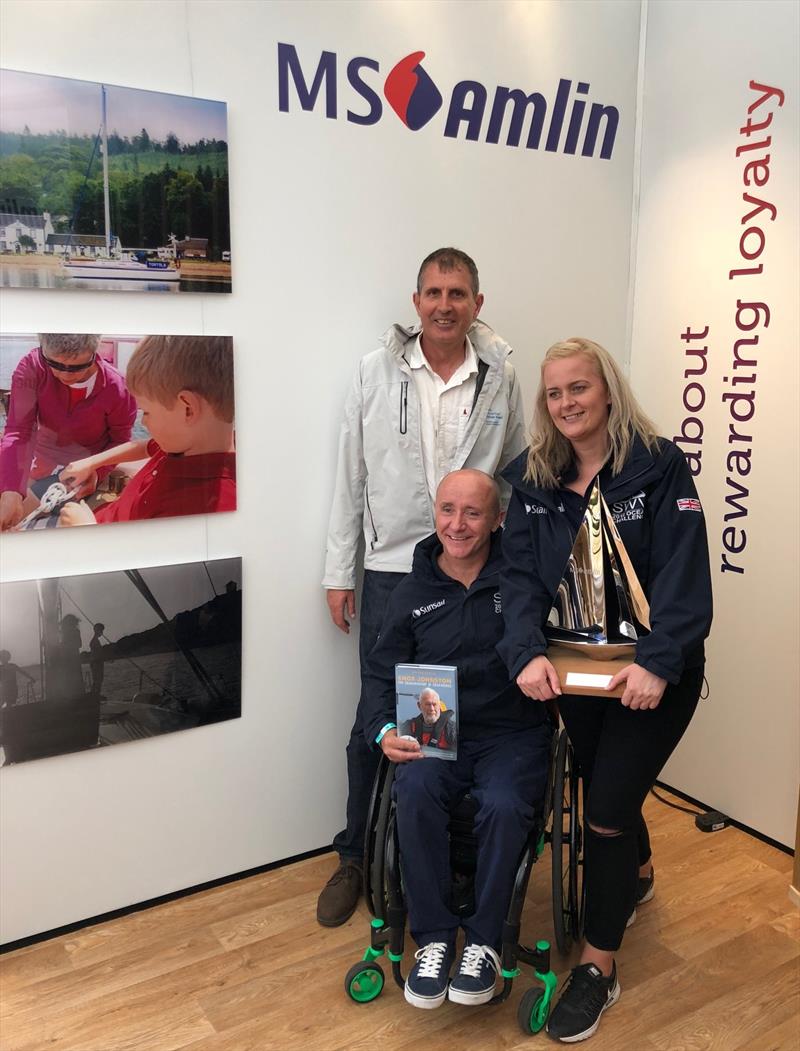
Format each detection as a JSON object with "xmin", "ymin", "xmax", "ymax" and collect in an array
[{"xmin": 2, "ymin": 789, "xmax": 798, "ymax": 1051}]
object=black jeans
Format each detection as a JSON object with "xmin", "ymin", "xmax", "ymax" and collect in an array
[
  {"xmin": 558, "ymin": 665, "xmax": 703, "ymax": 951},
  {"xmin": 332, "ymin": 569, "xmax": 406, "ymax": 862}
]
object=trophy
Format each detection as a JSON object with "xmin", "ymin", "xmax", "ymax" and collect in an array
[{"xmin": 545, "ymin": 480, "xmax": 650, "ymax": 692}]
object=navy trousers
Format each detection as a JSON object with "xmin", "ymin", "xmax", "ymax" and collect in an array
[
  {"xmin": 393, "ymin": 725, "xmax": 552, "ymax": 950},
  {"xmin": 333, "ymin": 569, "xmax": 407, "ymax": 862}
]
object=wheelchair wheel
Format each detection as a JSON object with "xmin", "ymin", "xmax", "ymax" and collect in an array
[
  {"xmin": 541, "ymin": 725, "xmax": 560, "ymax": 826},
  {"xmin": 551, "ymin": 729, "xmax": 584, "ymax": 954},
  {"xmin": 344, "ymin": 960, "xmax": 385, "ymax": 1003},
  {"xmin": 517, "ymin": 987, "xmax": 549, "ymax": 1034},
  {"xmin": 363, "ymin": 758, "xmax": 395, "ymax": 919}
]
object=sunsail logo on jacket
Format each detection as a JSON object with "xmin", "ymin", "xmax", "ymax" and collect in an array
[
  {"xmin": 278, "ymin": 45, "xmax": 620, "ymax": 160},
  {"xmin": 412, "ymin": 599, "xmax": 446, "ymax": 618}
]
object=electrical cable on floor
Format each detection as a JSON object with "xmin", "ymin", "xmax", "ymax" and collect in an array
[
  {"xmin": 650, "ymin": 786, "xmax": 731, "ymax": 832},
  {"xmin": 649, "ymin": 786, "xmax": 704, "ymax": 815}
]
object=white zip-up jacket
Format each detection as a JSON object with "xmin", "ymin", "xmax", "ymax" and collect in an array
[{"xmin": 323, "ymin": 319, "xmax": 526, "ymax": 589}]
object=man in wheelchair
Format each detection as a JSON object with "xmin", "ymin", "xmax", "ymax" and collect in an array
[{"xmin": 362, "ymin": 469, "xmax": 552, "ymax": 1009}]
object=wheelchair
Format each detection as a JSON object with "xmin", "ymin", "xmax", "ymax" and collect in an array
[{"xmin": 343, "ymin": 722, "xmax": 585, "ymax": 1036}]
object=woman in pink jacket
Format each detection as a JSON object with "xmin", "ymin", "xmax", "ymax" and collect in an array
[{"xmin": 0, "ymin": 334, "xmax": 137, "ymax": 530}]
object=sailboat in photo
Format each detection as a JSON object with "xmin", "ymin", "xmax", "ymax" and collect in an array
[
  {"xmin": 62, "ymin": 85, "xmax": 180, "ymax": 284},
  {"xmin": 0, "ymin": 563, "xmax": 241, "ymax": 764}
]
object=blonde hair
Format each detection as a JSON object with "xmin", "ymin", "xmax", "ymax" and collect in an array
[
  {"xmin": 525, "ymin": 337, "xmax": 659, "ymax": 488},
  {"xmin": 126, "ymin": 335, "xmax": 234, "ymax": 422}
]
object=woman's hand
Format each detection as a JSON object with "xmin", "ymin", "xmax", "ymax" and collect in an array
[
  {"xmin": 516, "ymin": 655, "xmax": 562, "ymax": 701},
  {"xmin": 380, "ymin": 729, "xmax": 423, "ymax": 763},
  {"xmin": 0, "ymin": 491, "xmax": 24, "ymax": 531},
  {"xmin": 607, "ymin": 664, "xmax": 667, "ymax": 710},
  {"xmin": 58, "ymin": 501, "xmax": 97, "ymax": 528}
]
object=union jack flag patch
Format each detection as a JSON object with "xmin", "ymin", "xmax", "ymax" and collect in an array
[{"xmin": 676, "ymin": 498, "xmax": 702, "ymax": 512}]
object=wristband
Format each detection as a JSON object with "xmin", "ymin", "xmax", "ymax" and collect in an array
[{"xmin": 376, "ymin": 722, "xmax": 396, "ymax": 745}]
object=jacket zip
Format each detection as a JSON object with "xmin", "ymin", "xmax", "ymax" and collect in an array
[
  {"xmin": 399, "ymin": 381, "xmax": 408, "ymax": 434},
  {"xmin": 469, "ymin": 360, "xmax": 490, "ymax": 417},
  {"xmin": 364, "ymin": 486, "xmax": 378, "ymax": 549}
]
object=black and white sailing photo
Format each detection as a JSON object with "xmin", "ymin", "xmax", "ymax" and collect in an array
[{"xmin": 0, "ymin": 557, "xmax": 242, "ymax": 764}]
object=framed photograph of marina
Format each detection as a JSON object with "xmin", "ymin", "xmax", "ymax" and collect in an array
[
  {"xmin": 0, "ymin": 68, "xmax": 231, "ymax": 293},
  {"xmin": 0, "ymin": 332, "xmax": 236, "ymax": 532},
  {"xmin": 0, "ymin": 557, "xmax": 242, "ymax": 765}
]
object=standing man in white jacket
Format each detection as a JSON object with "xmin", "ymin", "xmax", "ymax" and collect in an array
[{"xmin": 318, "ymin": 248, "xmax": 526, "ymax": 927}]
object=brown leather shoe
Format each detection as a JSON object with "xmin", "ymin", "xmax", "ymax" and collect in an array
[{"xmin": 316, "ymin": 859, "xmax": 362, "ymax": 927}]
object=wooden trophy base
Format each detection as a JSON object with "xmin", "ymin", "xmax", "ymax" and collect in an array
[{"xmin": 547, "ymin": 644, "xmax": 632, "ymax": 697}]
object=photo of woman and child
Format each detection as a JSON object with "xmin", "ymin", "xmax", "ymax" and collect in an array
[{"xmin": 0, "ymin": 332, "xmax": 236, "ymax": 531}]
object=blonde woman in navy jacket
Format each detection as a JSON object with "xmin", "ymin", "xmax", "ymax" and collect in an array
[{"xmin": 499, "ymin": 338, "xmax": 712, "ymax": 1043}]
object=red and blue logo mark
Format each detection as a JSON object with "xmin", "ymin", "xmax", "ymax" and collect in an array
[
  {"xmin": 384, "ymin": 52, "xmax": 443, "ymax": 131},
  {"xmin": 278, "ymin": 43, "xmax": 620, "ymax": 160}
]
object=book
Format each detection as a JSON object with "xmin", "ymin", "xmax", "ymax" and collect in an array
[{"xmin": 395, "ymin": 663, "xmax": 458, "ymax": 761}]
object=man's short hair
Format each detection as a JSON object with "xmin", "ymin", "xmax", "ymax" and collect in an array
[
  {"xmin": 39, "ymin": 333, "xmax": 100, "ymax": 359},
  {"xmin": 417, "ymin": 248, "xmax": 480, "ymax": 297},
  {"xmin": 419, "ymin": 688, "xmax": 440, "ymax": 704},
  {"xmin": 126, "ymin": 335, "xmax": 234, "ymax": 422}
]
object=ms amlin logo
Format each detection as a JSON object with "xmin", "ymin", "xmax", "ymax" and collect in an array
[{"xmin": 278, "ymin": 44, "xmax": 619, "ymax": 160}]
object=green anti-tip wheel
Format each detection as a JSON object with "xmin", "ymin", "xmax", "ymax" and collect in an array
[
  {"xmin": 517, "ymin": 987, "xmax": 549, "ymax": 1035},
  {"xmin": 344, "ymin": 961, "xmax": 385, "ymax": 1003}
]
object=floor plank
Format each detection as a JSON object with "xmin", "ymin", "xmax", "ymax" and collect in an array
[
  {"xmin": 1, "ymin": 790, "xmax": 797, "ymax": 1051},
  {"xmin": 647, "ymin": 955, "xmax": 800, "ymax": 1051}
]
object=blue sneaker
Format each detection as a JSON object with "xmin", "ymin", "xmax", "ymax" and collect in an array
[
  {"xmin": 447, "ymin": 943, "xmax": 501, "ymax": 1005},
  {"xmin": 404, "ymin": 941, "xmax": 455, "ymax": 1009}
]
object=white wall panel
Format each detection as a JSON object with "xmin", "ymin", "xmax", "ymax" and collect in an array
[
  {"xmin": 0, "ymin": 0, "xmax": 640, "ymax": 941},
  {"xmin": 630, "ymin": 0, "xmax": 799, "ymax": 845}
]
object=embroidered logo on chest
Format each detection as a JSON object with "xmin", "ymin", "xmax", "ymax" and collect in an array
[{"xmin": 611, "ymin": 491, "xmax": 645, "ymax": 523}]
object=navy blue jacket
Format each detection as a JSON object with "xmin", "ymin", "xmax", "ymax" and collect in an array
[
  {"xmin": 362, "ymin": 530, "xmax": 547, "ymax": 748},
  {"xmin": 499, "ymin": 436, "xmax": 712, "ymax": 685}
]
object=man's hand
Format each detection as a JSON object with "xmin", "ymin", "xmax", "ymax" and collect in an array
[
  {"xmin": 516, "ymin": 654, "xmax": 562, "ymax": 701},
  {"xmin": 0, "ymin": 491, "xmax": 24, "ymax": 532},
  {"xmin": 380, "ymin": 729, "xmax": 423, "ymax": 763},
  {"xmin": 59, "ymin": 462, "xmax": 98, "ymax": 499},
  {"xmin": 58, "ymin": 501, "xmax": 97, "ymax": 528},
  {"xmin": 607, "ymin": 664, "xmax": 667, "ymax": 710},
  {"xmin": 326, "ymin": 588, "xmax": 356, "ymax": 634}
]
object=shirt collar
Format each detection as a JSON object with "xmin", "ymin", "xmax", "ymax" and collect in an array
[
  {"xmin": 408, "ymin": 334, "xmax": 478, "ymax": 378},
  {"xmin": 155, "ymin": 447, "xmax": 237, "ymax": 480}
]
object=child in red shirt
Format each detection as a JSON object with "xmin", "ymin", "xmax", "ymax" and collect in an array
[{"xmin": 59, "ymin": 335, "xmax": 235, "ymax": 527}]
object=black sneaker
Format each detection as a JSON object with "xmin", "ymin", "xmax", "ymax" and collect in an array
[
  {"xmin": 546, "ymin": 962, "xmax": 620, "ymax": 1042},
  {"xmin": 448, "ymin": 943, "xmax": 501, "ymax": 1005},
  {"xmin": 627, "ymin": 867, "xmax": 655, "ymax": 928},
  {"xmin": 404, "ymin": 941, "xmax": 455, "ymax": 1009},
  {"xmin": 636, "ymin": 867, "xmax": 655, "ymax": 905}
]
